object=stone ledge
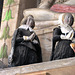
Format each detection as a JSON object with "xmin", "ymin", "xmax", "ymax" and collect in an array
[{"xmin": 0, "ymin": 57, "xmax": 75, "ymax": 75}]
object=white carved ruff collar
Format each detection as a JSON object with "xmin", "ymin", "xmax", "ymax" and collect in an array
[{"xmin": 19, "ymin": 24, "xmax": 34, "ymax": 32}]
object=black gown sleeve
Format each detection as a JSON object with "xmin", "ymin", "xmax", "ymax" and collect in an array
[
  {"xmin": 53, "ymin": 27, "xmax": 61, "ymax": 42},
  {"xmin": 33, "ymin": 35, "xmax": 42, "ymax": 62},
  {"xmin": 73, "ymin": 31, "xmax": 75, "ymax": 38},
  {"xmin": 15, "ymin": 29, "xmax": 24, "ymax": 43},
  {"xmin": 50, "ymin": 27, "xmax": 62, "ymax": 60}
]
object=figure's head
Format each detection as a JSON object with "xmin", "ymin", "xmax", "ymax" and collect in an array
[
  {"xmin": 26, "ymin": 15, "xmax": 35, "ymax": 29},
  {"xmin": 59, "ymin": 13, "xmax": 74, "ymax": 27},
  {"xmin": 20, "ymin": 15, "xmax": 35, "ymax": 29}
]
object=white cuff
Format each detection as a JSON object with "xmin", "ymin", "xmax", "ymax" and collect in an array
[
  {"xmin": 66, "ymin": 30, "xmax": 74, "ymax": 40},
  {"xmin": 60, "ymin": 35, "xmax": 66, "ymax": 39},
  {"xmin": 32, "ymin": 39, "xmax": 38, "ymax": 44},
  {"xmin": 23, "ymin": 36, "xmax": 29, "ymax": 40}
]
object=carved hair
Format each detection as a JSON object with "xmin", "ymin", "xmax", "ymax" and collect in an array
[
  {"xmin": 63, "ymin": 13, "xmax": 74, "ymax": 26},
  {"xmin": 59, "ymin": 13, "xmax": 74, "ymax": 26},
  {"xmin": 20, "ymin": 15, "xmax": 35, "ymax": 28}
]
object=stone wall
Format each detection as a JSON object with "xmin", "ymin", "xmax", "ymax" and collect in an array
[{"xmin": 34, "ymin": 25, "xmax": 57, "ymax": 61}]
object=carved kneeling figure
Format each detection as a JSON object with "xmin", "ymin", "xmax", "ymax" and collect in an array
[
  {"xmin": 50, "ymin": 13, "xmax": 75, "ymax": 60},
  {"xmin": 8, "ymin": 15, "xmax": 42, "ymax": 67}
]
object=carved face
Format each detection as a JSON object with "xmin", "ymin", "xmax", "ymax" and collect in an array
[
  {"xmin": 63, "ymin": 13, "xmax": 74, "ymax": 26},
  {"xmin": 20, "ymin": 15, "xmax": 35, "ymax": 29},
  {"xmin": 59, "ymin": 13, "xmax": 74, "ymax": 27},
  {"xmin": 26, "ymin": 15, "xmax": 35, "ymax": 29}
]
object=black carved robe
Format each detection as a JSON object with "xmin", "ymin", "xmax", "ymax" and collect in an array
[
  {"xmin": 9, "ymin": 26, "xmax": 42, "ymax": 67},
  {"xmin": 50, "ymin": 27, "xmax": 75, "ymax": 61}
]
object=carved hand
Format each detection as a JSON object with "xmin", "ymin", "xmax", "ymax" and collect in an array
[{"xmin": 23, "ymin": 33, "xmax": 35, "ymax": 41}]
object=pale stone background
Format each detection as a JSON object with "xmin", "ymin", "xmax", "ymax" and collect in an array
[{"xmin": 0, "ymin": 0, "xmax": 75, "ymax": 66}]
